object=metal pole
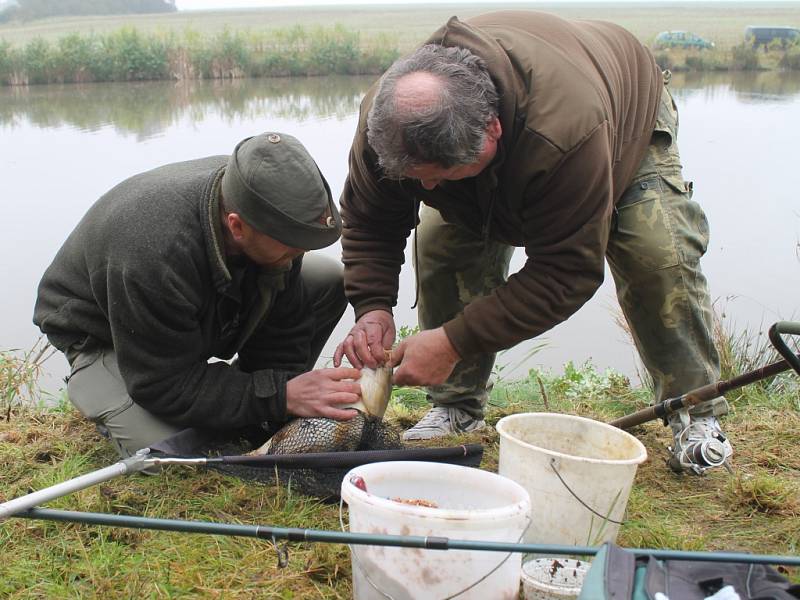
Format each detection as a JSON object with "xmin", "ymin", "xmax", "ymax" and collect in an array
[
  {"xmin": 610, "ymin": 352, "xmax": 800, "ymax": 430},
  {"xmin": 0, "ymin": 453, "xmax": 150, "ymax": 521},
  {"xmin": 16, "ymin": 508, "xmax": 800, "ymax": 567}
]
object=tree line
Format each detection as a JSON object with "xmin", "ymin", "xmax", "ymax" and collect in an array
[{"xmin": 0, "ymin": 0, "xmax": 176, "ymax": 23}]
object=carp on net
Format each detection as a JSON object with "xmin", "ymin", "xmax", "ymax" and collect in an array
[
  {"xmin": 149, "ymin": 421, "xmax": 484, "ymax": 501},
  {"xmin": 149, "ymin": 368, "xmax": 482, "ymax": 500}
]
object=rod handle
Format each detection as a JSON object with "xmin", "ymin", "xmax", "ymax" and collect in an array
[{"xmin": 0, "ymin": 453, "xmax": 147, "ymax": 521}]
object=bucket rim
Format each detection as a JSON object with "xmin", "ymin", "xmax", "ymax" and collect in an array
[
  {"xmin": 495, "ymin": 412, "xmax": 647, "ymax": 466},
  {"xmin": 340, "ymin": 461, "xmax": 531, "ymax": 521}
]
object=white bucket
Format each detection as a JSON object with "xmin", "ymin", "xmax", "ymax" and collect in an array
[
  {"xmin": 496, "ymin": 413, "xmax": 647, "ymax": 546},
  {"xmin": 341, "ymin": 461, "xmax": 531, "ymax": 600},
  {"xmin": 521, "ymin": 558, "xmax": 591, "ymax": 600}
]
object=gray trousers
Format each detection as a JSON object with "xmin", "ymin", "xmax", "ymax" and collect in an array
[
  {"xmin": 65, "ymin": 253, "xmax": 346, "ymax": 458},
  {"xmin": 415, "ymin": 80, "xmax": 727, "ymax": 420}
]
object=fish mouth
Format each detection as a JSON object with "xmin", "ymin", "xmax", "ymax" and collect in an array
[{"xmin": 342, "ymin": 366, "xmax": 393, "ymax": 419}]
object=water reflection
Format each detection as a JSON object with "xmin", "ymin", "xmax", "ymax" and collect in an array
[
  {"xmin": 0, "ymin": 75, "xmax": 374, "ymax": 138},
  {"xmin": 2, "ymin": 72, "xmax": 799, "ymax": 398},
  {"xmin": 671, "ymin": 70, "xmax": 800, "ymax": 103}
]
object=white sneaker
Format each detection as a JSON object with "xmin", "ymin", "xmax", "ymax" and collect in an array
[
  {"xmin": 668, "ymin": 411, "xmax": 733, "ymax": 474},
  {"xmin": 402, "ymin": 406, "xmax": 486, "ymax": 441}
]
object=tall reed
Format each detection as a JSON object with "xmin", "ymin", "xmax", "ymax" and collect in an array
[{"xmin": 0, "ymin": 25, "xmax": 400, "ymax": 85}]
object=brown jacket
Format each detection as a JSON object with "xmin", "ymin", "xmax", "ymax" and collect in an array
[{"xmin": 340, "ymin": 11, "xmax": 661, "ymax": 357}]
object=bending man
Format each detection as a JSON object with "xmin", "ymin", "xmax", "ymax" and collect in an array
[{"xmin": 334, "ymin": 11, "xmax": 730, "ymax": 471}]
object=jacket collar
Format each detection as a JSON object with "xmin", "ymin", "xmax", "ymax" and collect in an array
[{"xmin": 203, "ymin": 166, "xmax": 235, "ymax": 292}]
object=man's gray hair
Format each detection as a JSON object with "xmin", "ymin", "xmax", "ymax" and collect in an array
[{"xmin": 366, "ymin": 44, "xmax": 499, "ymax": 178}]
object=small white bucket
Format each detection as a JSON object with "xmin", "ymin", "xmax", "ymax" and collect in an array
[
  {"xmin": 341, "ymin": 461, "xmax": 531, "ymax": 600},
  {"xmin": 496, "ymin": 413, "xmax": 647, "ymax": 546},
  {"xmin": 521, "ymin": 558, "xmax": 591, "ymax": 600}
]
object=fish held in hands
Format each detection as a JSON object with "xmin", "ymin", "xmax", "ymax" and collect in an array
[{"xmin": 251, "ymin": 365, "xmax": 396, "ymax": 455}]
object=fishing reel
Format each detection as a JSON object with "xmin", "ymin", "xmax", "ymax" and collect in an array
[{"xmin": 667, "ymin": 410, "xmax": 732, "ymax": 476}]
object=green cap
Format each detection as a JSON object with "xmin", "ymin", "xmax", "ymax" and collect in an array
[{"xmin": 220, "ymin": 132, "xmax": 342, "ymax": 250}]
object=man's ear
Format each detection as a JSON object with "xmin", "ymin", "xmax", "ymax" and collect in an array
[
  {"xmin": 225, "ymin": 212, "xmax": 247, "ymax": 242},
  {"xmin": 487, "ymin": 116, "xmax": 502, "ymax": 142}
]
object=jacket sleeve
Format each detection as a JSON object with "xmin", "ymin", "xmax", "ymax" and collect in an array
[
  {"xmin": 340, "ymin": 101, "xmax": 417, "ymax": 320},
  {"xmin": 100, "ymin": 251, "xmax": 291, "ymax": 429},
  {"xmin": 443, "ymin": 122, "xmax": 614, "ymax": 357}
]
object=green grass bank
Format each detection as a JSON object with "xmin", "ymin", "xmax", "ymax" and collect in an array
[
  {"xmin": 2, "ymin": 2, "xmax": 800, "ymax": 85},
  {"xmin": 1, "ymin": 321, "xmax": 799, "ymax": 597}
]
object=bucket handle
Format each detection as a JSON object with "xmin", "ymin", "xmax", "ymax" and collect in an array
[
  {"xmin": 549, "ymin": 458, "xmax": 625, "ymax": 526},
  {"xmin": 339, "ymin": 497, "xmax": 532, "ymax": 600}
]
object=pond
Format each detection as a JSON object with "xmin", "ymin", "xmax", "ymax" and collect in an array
[{"xmin": 1, "ymin": 70, "xmax": 798, "ymax": 399}]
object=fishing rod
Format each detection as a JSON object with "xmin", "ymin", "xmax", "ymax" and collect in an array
[
  {"xmin": 610, "ymin": 321, "xmax": 800, "ymax": 431},
  {"xmin": 0, "ymin": 444, "xmax": 482, "ymax": 521},
  {"xmin": 15, "ymin": 507, "xmax": 800, "ymax": 567}
]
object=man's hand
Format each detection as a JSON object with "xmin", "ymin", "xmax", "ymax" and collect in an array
[
  {"xmin": 286, "ymin": 367, "xmax": 362, "ymax": 420},
  {"xmin": 390, "ymin": 327, "xmax": 460, "ymax": 386},
  {"xmin": 333, "ymin": 309, "xmax": 396, "ymax": 369}
]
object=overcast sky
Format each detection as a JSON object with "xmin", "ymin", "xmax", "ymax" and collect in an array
[{"xmin": 175, "ymin": 0, "xmax": 786, "ymax": 9}]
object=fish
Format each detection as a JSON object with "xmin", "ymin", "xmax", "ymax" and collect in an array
[{"xmin": 252, "ymin": 366, "xmax": 397, "ymax": 455}]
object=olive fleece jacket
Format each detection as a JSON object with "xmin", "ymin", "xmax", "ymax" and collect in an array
[
  {"xmin": 340, "ymin": 11, "xmax": 662, "ymax": 358},
  {"xmin": 34, "ymin": 157, "xmax": 314, "ymax": 428}
]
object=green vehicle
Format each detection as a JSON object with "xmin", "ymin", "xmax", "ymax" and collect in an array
[{"xmin": 654, "ymin": 30, "xmax": 715, "ymax": 50}]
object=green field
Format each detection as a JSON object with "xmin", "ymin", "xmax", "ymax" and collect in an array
[{"xmin": 2, "ymin": 2, "xmax": 800, "ymax": 51}]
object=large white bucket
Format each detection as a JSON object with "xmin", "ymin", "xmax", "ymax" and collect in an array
[
  {"xmin": 341, "ymin": 461, "xmax": 531, "ymax": 600},
  {"xmin": 496, "ymin": 413, "xmax": 647, "ymax": 546}
]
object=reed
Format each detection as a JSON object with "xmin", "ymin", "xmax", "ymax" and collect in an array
[{"xmin": 0, "ymin": 25, "xmax": 400, "ymax": 85}]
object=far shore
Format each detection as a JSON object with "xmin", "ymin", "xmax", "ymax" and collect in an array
[{"xmin": 2, "ymin": 3, "xmax": 800, "ymax": 86}]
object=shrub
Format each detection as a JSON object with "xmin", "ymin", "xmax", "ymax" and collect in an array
[
  {"xmin": 1, "ymin": 24, "xmax": 399, "ymax": 84},
  {"xmin": 22, "ymin": 37, "xmax": 54, "ymax": 84},
  {"xmin": 731, "ymin": 43, "xmax": 761, "ymax": 70},
  {"xmin": 53, "ymin": 33, "xmax": 95, "ymax": 83},
  {"xmin": 779, "ymin": 46, "xmax": 800, "ymax": 70}
]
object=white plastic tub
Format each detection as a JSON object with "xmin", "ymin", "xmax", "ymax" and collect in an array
[
  {"xmin": 521, "ymin": 557, "xmax": 591, "ymax": 600},
  {"xmin": 341, "ymin": 461, "xmax": 531, "ymax": 600},
  {"xmin": 496, "ymin": 413, "xmax": 647, "ymax": 546}
]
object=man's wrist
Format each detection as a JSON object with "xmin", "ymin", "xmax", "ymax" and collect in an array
[{"xmin": 438, "ymin": 327, "xmax": 461, "ymax": 361}]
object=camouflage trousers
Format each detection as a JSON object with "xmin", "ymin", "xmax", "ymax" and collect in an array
[{"xmin": 414, "ymin": 78, "xmax": 727, "ymax": 419}]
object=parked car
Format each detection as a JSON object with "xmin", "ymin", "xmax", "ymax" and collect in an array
[
  {"xmin": 654, "ymin": 30, "xmax": 715, "ymax": 50},
  {"xmin": 744, "ymin": 26, "xmax": 800, "ymax": 48}
]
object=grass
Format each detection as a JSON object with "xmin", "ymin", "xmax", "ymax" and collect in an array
[
  {"xmin": 1, "ymin": 320, "xmax": 798, "ymax": 597},
  {"xmin": 0, "ymin": 338, "xmax": 56, "ymax": 419}
]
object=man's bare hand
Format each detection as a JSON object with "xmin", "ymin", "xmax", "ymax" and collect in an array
[
  {"xmin": 333, "ymin": 309, "xmax": 395, "ymax": 369},
  {"xmin": 390, "ymin": 327, "xmax": 460, "ymax": 386},
  {"xmin": 286, "ymin": 367, "xmax": 362, "ymax": 420}
]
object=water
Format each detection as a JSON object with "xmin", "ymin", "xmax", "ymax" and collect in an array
[{"xmin": 1, "ymin": 71, "xmax": 798, "ymax": 399}]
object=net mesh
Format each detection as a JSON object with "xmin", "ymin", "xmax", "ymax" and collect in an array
[
  {"xmin": 148, "ymin": 416, "xmax": 485, "ymax": 501},
  {"xmin": 207, "ymin": 415, "xmax": 404, "ymax": 499}
]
